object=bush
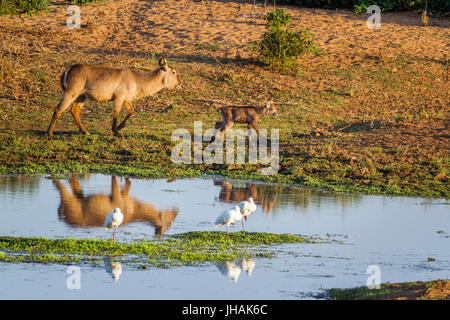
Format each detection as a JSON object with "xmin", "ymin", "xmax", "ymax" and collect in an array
[
  {"xmin": 351, "ymin": 0, "xmax": 428, "ymax": 14},
  {"xmin": 0, "ymin": 0, "xmax": 49, "ymax": 16},
  {"xmin": 250, "ymin": 9, "xmax": 323, "ymax": 72},
  {"xmin": 272, "ymin": 0, "xmax": 449, "ymax": 15},
  {"xmin": 0, "ymin": 0, "xmax": 104, "ymax": 15},
  {"xmin": 266, "ymin": 7, "xmax": 292, "ymax": 28}
]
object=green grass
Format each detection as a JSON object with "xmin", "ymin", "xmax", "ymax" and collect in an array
[
  {"xmin": 196, "ymin": 42, "xmax": 222, "ymax": 52},
  {"xmin": 0, "ymin": 130, "xmax": 447, "ymax": 198},
  {"xmin": 0, "ymin": 0, "xmax": 49, "ymax": 16},
  {"xmin": 0, "ymin": 117, "xmax": 447, "ymax": 198}
]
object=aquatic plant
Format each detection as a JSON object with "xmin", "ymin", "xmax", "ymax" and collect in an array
[
  {"xmin": 173, "ymin": 231, "xmax": 325, "ymax": 245},
  {"xmin": 0, "ymin": 231, "xmax": 330, "ymax": 267}
]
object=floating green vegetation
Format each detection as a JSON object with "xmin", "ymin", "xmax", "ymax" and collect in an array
[
  {"xmin": 328, "ymin": 279, "xmax": 450, "ymax": 300},
  {"xmin": 0, "ymin": 252, "xmax": 98, "ymax": 264},
  {"xmin": 0, "ymin": 232, "xmax": 329, "ymax": 267},
  {"xmin": 173, "ymin": 231, "xmax": 326, "ymax": 245},
  {"xmin": 0, "ymin": 236, "xmax": 247, "ymax": 266}
]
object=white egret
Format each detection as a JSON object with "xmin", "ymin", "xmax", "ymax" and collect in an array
[
  {"xmin": 238, "ymin": 197, "xmax": 257, "ymax": 231},
  {"xmin": 104, "ymin": 208, "xmax": 124, "ymax": 242},
  {"xmin": 215, "ymin": 206, "xmax": 242, "ymax": 237}
]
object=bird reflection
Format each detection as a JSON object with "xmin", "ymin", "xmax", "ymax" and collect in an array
[
  {"xmin": 215, "ymin": 180, "xmax": 278, "ymax": 214},
  {"xmin": 216, "ymin": 261, "xmax": 241, "ymax": 282},
  {"xmin": 53, "ymin": 176, "xmax": 179, "ymax": 235},
  {"xmin": 240, "ymin": 258, "xmax": 255, "ymax": 276},
  {"xmin": 103, "ymin": 257, "xmax": 122, "ymax": 283},
  {"xmin": 216, "ymin": 259, "xmax": 256, "ymax": 282}
]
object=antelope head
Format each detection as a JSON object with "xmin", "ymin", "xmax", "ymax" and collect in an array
[
  {"xmin": 265, "ymin": 101, "xmax": 278, "ymax": 116},
  {"xmin": 159, "ymin": 57, "xmax": 182, "ymax": 90}
]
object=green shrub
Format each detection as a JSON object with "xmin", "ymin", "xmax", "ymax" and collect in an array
[
  {"xmin": 250, "ymin": 9, "xmax": 323, "ymax": 72},
  {"xmin": 0, "ymin": 0, "xmax": 105, "ymax": 15},
  {"xmin": 272, "ymin": 0, "xmax": 449, "ymax": 15},
  {"xmin": 266, "ymin": 7, "xmax": 292, "ymax": 28},
  {"xmin": 352, "ymin": 0, "xmax": 416, "ymax": 14},
  {"xmin": 0, "ymin": 0, "xmax": 49, "ymax": 15}
]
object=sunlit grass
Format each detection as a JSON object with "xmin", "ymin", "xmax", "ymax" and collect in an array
[{"xmin": 329, "ymin": 280, "xmax": 450, "ymax": 300}]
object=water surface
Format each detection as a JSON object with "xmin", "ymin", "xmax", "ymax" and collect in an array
[{"xmin": 0, "ymin": 174, "xmax": 448, "ymax": 299}]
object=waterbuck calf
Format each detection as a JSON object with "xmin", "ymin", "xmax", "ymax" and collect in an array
[
  {"xmin": 46, "ymin": 57, "xmax": 181, "ymax": 137},
  {"xmin": 214, "ymin": 101, "xmax": 279, "ymax": 140}
]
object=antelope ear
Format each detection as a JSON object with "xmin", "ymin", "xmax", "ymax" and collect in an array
[{"xmin": 159, "ymin": 57, "xmax": 168, "ymax": 70}]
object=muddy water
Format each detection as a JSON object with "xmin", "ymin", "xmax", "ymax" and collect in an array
[{"xmin": 0, "ymin": 174, "xmax": 448, "ymax": 299}]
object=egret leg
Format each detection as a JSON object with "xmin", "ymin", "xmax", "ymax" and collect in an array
[
  {"xmin": 242, "ymin": 218, "xmax": 245, "ymax": 232},
  {"xmin": 113, "ymin": 227, "xmax": 116, "ymax": 243},
  {"xmin": 226, "ymin": 224, "xmax": 229, "ymax": 237}
]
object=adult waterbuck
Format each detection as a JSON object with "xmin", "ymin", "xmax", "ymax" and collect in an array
[{"xmin": 46, "ymin": 57, "xmax": 181, "ymax": 137}]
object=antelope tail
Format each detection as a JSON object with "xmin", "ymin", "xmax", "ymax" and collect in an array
[{"xmin": 61, "ymin": 66, "xmax": 73, "ymax": 91}]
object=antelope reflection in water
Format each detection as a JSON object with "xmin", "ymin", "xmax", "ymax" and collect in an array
[
  {"xmin": 216, "ymin": 259, "xmax": 256, "ymax": 282},
  {"xmin": 53, "ymin": 176, "xmax": 179, "ymax": 235},
  {"xmin": 215, "ymin": 180, "xmax": 362, "ymax": 217},
  {"xmin": 215, "ymin": 180, "xmax": 278, "ymax": 214}
]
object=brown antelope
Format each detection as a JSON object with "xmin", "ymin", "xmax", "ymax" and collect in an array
[
  {"xmin": 46, "ymin": 57, "xmax": 181, "ymax": 137},
  {"xmin": 53, "ymin": 176, "xmax": 179, "ymax": 236},
  {"xmin": 214, "ymin": 101, "xmax": 278, "ymax": 140}
]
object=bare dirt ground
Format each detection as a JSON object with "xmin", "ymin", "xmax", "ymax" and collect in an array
[{"xmin": 2, "ymin": 0, "xmax": 449, "ymax": 62}]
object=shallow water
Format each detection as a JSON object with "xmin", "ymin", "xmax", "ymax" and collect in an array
[{"xmin": 0, "ymin": 174, "xmax": 448, "ymax": 299}]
